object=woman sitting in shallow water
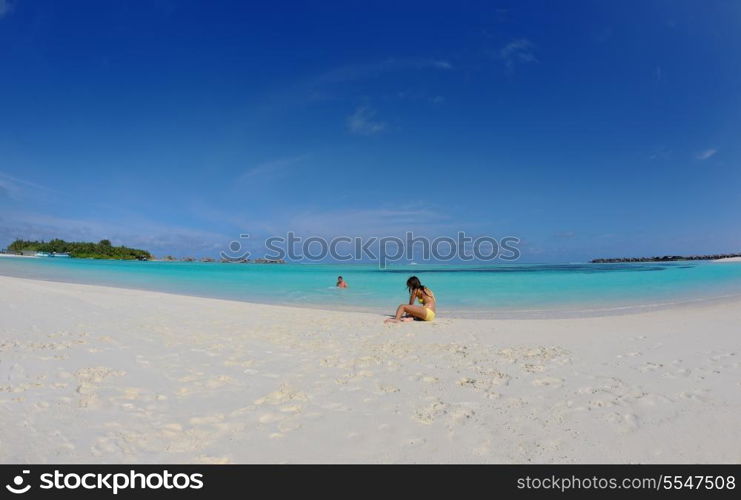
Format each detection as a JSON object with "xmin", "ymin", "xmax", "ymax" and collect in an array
[{"xmin": 385, "ymin": 276, "xmax": 436, "ymax": 323}]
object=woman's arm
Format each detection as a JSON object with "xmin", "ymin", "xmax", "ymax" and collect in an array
[{"xmin": 408, "ymin": 292, "xmax": 415, "ymax": 305}]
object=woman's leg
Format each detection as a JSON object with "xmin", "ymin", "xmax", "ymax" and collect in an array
[{"xmin": 385, "ymin": 304, "xmax": 429, "ymax": 323}]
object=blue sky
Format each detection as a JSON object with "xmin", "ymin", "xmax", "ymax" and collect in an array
[{"xmin": 1, "ymin": 0, "xmax": 740, "ymax": 261}]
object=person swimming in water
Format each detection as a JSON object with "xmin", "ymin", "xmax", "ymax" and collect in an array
[
  {"xmin": 336, "ymin": 275, "xmax": 348, "ymax": 288},
  {"xmin": 384, "ymin": 276, "xmax": 436, "ymax": 323}
]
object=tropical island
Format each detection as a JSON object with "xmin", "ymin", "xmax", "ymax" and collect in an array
[
  {"xmin": 591, "ymin": 252, "xmax": 741, "ymax": 263},
  {"xmin": 7, "ymin": 239, "xmax": 152, "ymax": 260}
]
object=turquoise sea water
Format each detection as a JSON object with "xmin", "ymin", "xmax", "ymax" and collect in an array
[{"xmin": 2, "ymin": 257, "xmax": 741, "ymax": 317}]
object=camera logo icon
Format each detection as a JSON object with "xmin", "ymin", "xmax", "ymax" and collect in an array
[
  {"xmin": 6, "ymin": 470, "xmax": 31, "ymax": 494},
  {"xmin": 220, "ymin": 233, "xmax": 251, "ymax": 262}
]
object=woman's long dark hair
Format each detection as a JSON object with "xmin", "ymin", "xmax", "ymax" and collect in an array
[{"xmin": 406, "ymin": 276, "xmax": 429, "ymax": 297}]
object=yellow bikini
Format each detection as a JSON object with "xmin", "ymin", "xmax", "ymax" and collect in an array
[{"xmin": 418, "ymin": 289, "xmax": 436, "ymax": 321}]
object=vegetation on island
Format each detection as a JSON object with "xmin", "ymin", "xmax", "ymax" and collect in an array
[
  {"xmin": 591, "ymin": 253, "xmax": 741, "ymax": 263},
  {"xmin": 7, "ymin": 239, "xmax": 152, "ymax": 260},
  {"xmin": 6, "ymin": 239, "xmax": 287, "ymax": 263}
]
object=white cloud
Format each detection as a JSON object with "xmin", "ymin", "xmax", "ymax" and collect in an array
[
  {"xmin": 0, "ymin": 212, "xmax": 228, "ymax": 257},
  {"xmin": 430, "ymin": 60, "xmax": 453, "ymax": 70},
  {"xmin": 284, "ymin": 207, "xmax": 452, "ymax": 237},
  {"xmin": 552, "ymin": 231, "xmax": 577, "ymax": 240},
  {"xmin": 396, "ymin": 90, "xmax": 445, "ymax": 105},
  {"xmin": 315, "ymin": 58, "xmax": 453, "ymax": 85},
  {"xmin": 0, "ymin": 0, "xmax": 11, "ymax": 19},
  {"xmin": 257, "ymin": 57, "xmax": 453, "ymax": 115},
  {"xmin": 648, "ymin": 147, "xmax": 671, "ymax": 160},
  {"xmin": 695, "ymin": 148, "xmax": 717, "ymax": 160},
  {"xmin": 347, "ymin": 106, "xmax": 385, "ymax": 136},
  {"xmin": 238, "ymin": 154, "xmax": 309, "ymax": 181},
  {"xmin": 498, "ymin": 38, "xmax": 538, "ymax": 72},
  {"xmin": 0, "ymin": 171, "xmax": 56, "ymax": 201},
  {"xmin": 0, "ymin": 177, "xmax": 16, "ymax": 200}
]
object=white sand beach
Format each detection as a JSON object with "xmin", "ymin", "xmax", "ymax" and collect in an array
[
  {"xmin": 714, "ymin": 257, "xmax": 741, "ymax": 262},
  {"xmin": 1, "ymin": 275, "xmax": 740, "ymax": 464}
]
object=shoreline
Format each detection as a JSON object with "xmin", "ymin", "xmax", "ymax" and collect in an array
[
  {"xmin": 713, "ymin": 256, "xmax": 741, "ymax": 263},
  {"xmin": 2, "ymin": 271, "xmax": 741, "ymax": 320},
  {"xmin": 1, "ymin": 275, "xmax": 740, "ymax": 463}
]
